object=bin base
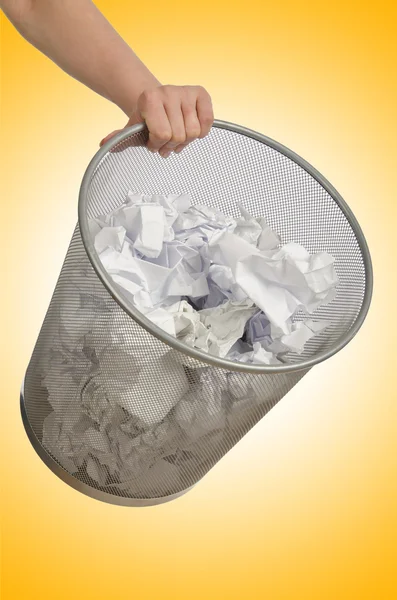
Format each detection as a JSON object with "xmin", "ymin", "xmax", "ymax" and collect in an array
[{"xmin": 20, "ymin": 381, "xmax": 195, "ymax": 507}]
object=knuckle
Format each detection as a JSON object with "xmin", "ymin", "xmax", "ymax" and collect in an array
[
  {"xmin": 182, "ymin": 101, "xmax": 196, "ymax": 115},
  {"xmin": 172, "ymin": 133, "xmax": 186, "ymax": 145},
  {"xmin": 184, "ymin": 86, "xmax": 198, "ymax": 100},
  {"xmin": 141, "ymin": 89, "xmax": 157, "ymax": 104},
  {"xmin": 187, "ymin": 126, "xmax": 201, "ymax": 139},
  {"xmin": 156, "ymin": 129, "xmax": 172, "ymax": 142},
  {"xmin": 155, "ymin": 128, "xmax": 172, "ymax": 142},
  {"xmin": 201, "ymin": 114, "xmax": 214, "ymax": 128},
  {"xmin": 163, "ymin": 84, "xmax": 176, "ymax": 95}
]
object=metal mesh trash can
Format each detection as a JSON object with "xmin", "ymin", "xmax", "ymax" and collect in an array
[{"xmin": 21, "ymin": 121, "xmax": 372, "ymax": 506}]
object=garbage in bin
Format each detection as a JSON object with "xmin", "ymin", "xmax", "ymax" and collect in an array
[
  {"xmin": 90, "ymin": 193, "xmax": 338, "ymax": 363},
  {"xmin": 20, "ymin": 120, "xmax": 372, "ymax": 506}
]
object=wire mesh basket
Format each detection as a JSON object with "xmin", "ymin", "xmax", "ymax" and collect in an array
[{"xmin": 21, "ymin": 120, "xmax": 372, "ymax": 506}]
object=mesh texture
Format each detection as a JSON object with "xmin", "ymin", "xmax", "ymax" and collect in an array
[{"xmin": 23, "ymin": 124, "xmax": 369, "ymax": 502}]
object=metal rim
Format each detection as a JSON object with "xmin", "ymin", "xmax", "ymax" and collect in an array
[
  {"xmin": 20, "ymin": 382, "xmax": 195, "ymax": 507},
  {"xmin": 78, "ymin": 120, "xmax": 373, "ymax": 374}
]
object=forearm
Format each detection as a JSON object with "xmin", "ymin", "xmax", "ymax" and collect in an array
[{"xmin": 1, "ymin": 0, "xmax": 160, "ymax": 115}]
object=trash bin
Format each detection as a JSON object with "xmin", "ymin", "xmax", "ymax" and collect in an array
[{"xmin": 20, "ymin": 120, "xmax": 372, "ymax": 506}]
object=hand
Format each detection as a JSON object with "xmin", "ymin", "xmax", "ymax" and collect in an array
[{"xmin": 100, "ymin": 85, "xmax": 214, "ymax": 157}]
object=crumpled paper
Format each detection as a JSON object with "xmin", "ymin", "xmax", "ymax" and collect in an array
[
  {"xmin": 208, "ymin": 232, "xmax": 337, "ymax": 334},
  {"xmin": 92, "ymin": 192, "xmax": 337, "ymax": 362},
  {"xmin": 40, "ymin": 191, "xmax": 338, "ymax": 490}
]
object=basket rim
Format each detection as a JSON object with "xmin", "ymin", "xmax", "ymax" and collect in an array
[{"xmin": 78, "ymin": 119, "xmax": 373, "ymax": 374}]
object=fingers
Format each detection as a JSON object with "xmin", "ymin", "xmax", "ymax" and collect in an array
[
  {"xmin": 99, "ymin": 129, "xmax": 122, "ymax": 147},
  {"xmin": 161, "ymin": 95, "xmax": 186, "ymax": 157},
  {"xmin": 196, "ymin": 86, "xmax": 214, "ymax": 139},
  {"xmin": 173, "ymin": 95, "xmax": 202, "ymax": 155},
  {"xmin": 141, "ymin": 85, "xmax": 214, "ymax": 157},
  {"xmin": 140, "ymin": 91, "xmax": 173, "ymax": 153},
  {"xmin": 100, "ymin": 85, "xmax": 214, "ymax": 156}
]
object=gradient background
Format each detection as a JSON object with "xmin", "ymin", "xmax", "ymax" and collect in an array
[{"xmin": 1, "ymin": 1, "xmax": 396, "ymax": 598}]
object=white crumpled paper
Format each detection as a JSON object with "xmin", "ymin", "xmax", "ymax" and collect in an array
[
  {"xmin": 92, "ymin": 193, "xmax": 337, "ymax": 361},
  {"xmin": 208, "ymin": 232, "xmax": 337, "ymax": 334},
  {"xmin": 40, "ymin": 191, "xmax": 338, "ymax": 489}
]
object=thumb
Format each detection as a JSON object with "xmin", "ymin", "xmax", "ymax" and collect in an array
[{"xmin": 99, "ymin": 129, "xmax": 122, "ymax": 147}]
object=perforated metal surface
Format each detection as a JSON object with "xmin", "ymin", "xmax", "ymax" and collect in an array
[{"xmin": 22, "ymin": 121, "xmax": 372, "ymax": 504}]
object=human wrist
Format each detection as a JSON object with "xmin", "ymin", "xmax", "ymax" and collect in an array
[{"xmin": 113, "ymin": 69, "xmax": 161, "ymax": 117}]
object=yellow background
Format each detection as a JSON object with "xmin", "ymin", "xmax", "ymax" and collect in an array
[{"xmin": 1, "ymin": 1, "xmax": 396, "ymax": 598}]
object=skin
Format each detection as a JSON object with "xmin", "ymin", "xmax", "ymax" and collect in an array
[{"xmin": 1, "ymin": 0, "xmax": 214, "ymax": 157}]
